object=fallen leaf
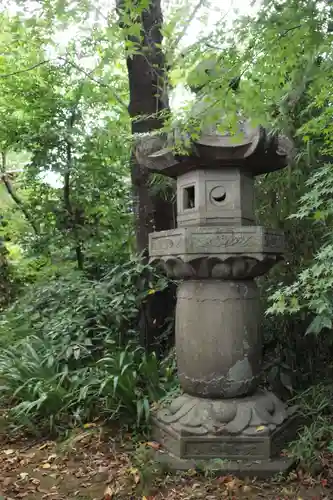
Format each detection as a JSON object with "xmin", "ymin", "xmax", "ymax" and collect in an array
[
  {"xmin": 129, "ymin": 466, "xmax": 141, "ymax": 485},
  {"xmin": 256, "ymin": 425, "xmax": 266, "ymax": 432},
  {"xmin": 39, "ymin": 487, "xmax": 53, "ymax": 494},
  {"xmin": 3, "ymin": 449, "xmax": 15, "ymax": 455},
  {"xmin": 280, "ymin": 487, "xmax": 294, "ymax": 495},
  {"xmin": 186, "ymin": 468, "xmax": 197, "ymax": 476},
  {"xmin": 226, "ymin": 478, "xmax": 239, "ymax": 490},
  {"xmin": 19, "ymin": 472, "xmax": 29, "ymax": 480},
  {"xmin": 217, "ymin": 475, "xmax": 234, "ymax": 484},
  {"xmin": 38, "ymin": 441, "xmax": 53, "ymax": 450},
  {"xmin": 47, "ymin": 453, "xmax": 57, "ymax": 461},
  {"xmin": 146, "ymin": 441, "xmax": 161, "ymax": 450},
  {"xmin": 40, "ymin": 462, "xmax": 51, "ymax": 469},
  {"xmin": 83, "ymin": 422, "xmax": 97, "ymax": 429},
  {"xmin": 104, "ymin": 485, "xmax": 113, "ymax": 499}
]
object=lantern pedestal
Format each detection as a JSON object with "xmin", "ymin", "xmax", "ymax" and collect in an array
[{"xmin": 149, "ymin": 226, "xmax": 300, "ymax": 474}]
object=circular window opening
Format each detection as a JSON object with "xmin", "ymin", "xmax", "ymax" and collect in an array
[{"xmin": 210, "ymin": 186, "xmax": 226, "ymax": 205}]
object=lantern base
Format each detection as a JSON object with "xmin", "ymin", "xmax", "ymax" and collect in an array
[
  {"xmin": 153, "ymin": 449, "xmax": 295, "ymax": 479},
  {"xmin": 151, "ymin": 390, "xmax": 300, "ymax": 476}
]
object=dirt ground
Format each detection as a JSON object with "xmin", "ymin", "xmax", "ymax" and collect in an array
[{"xmin": 0, "ymin": 427, "xmax": 332, "ymax": 500}]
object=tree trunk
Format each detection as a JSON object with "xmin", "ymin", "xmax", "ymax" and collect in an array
[{"xmin": 117, "ymin": 0, "xmax": 176, "ymax": 355}]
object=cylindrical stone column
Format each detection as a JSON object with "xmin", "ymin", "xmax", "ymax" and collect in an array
[{"xmin": 176, "ymin": 279, "xmax": 262, "ymax": 399}]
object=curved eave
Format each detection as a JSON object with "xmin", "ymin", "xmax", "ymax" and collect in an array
[{"xmin": 137, "ymin": 127, "xmax": 291, "ymax": 178}]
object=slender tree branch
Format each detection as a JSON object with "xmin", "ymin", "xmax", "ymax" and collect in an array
[
  {"xmin": 0, "ymin": 56, "xmax": 127, "ymax": 111},
  {"xmin": 62, "ymin": 73, "xmax": 96, "ymax": 272},
  {"xmin": 172, "ymin": 3, "xmax": 233, "ymax": 62},
  {"xmin": 280, "ymin": 24, "xmax": 302, "ymax": 38},
  {"xmin": 58, "ymin": 57, "xmax": 128, "ymax": 110},
  {"xmin": 170, "ymin": 0, "xmax": 210, "ymax": 52},
  {"xmin": 0, "ymin": 60, "xmax": 51, "ymax": 78},
  {"xmin": 202, "ymin": 23, "xmax": 303, "ymax": 52},
  {"xmin": 63, "ymin": 132, "xmax": 84, "ymax": 271},
  {"xmin": 0, "ymin": 152, "xmax": 39, "ymax": 235}
]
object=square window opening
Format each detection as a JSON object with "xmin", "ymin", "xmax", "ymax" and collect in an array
[{"xmin": 183, "ymin": 185, "xmax": 195, "ymax": 209}]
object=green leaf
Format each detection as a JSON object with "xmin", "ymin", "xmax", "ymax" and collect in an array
[{"xmin": 306, "ymin": 315, "xmax": 332, "ymax": 335}]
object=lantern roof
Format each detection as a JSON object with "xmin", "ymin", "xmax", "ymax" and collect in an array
[{"xmin": 136, "ymin": 119, "xmax": 292, "ymax": 179}]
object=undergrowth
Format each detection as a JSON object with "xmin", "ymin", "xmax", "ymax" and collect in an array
[
  {"xmin": 289, "ymin": 383, "xmax": 333, "ymax": 469},
  {"xmin": 0, "ymin": 257, "xmax": 177, "ymax": 436}
]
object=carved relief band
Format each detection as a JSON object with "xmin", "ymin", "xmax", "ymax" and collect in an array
[
  {"xmin": 149, "ymin": 226, "xmax": 285, "ymax": 259},
  {"xmin": 190, "ymin": 233, "xmax": 252, "ymax": 251},
  {"xmin": 150, "ymin": 233, "xmax": 184, "ymax": 254}
]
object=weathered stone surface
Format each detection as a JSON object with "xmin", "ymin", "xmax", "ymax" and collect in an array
[
  {"xmin": 135, "ymin": 121, "xmax": 292, "ymax": 179},
  {"xmin": 155, "ymin": 390, "xmax": 289, "ymax": 438},
  {"xmin": 149, "ymin": 226, "xmax": 284, "ymax": 279},
  {"xmin": 176, "ymin": 168, "xmax": 255, "ymax": 227},
  {"xmin": 152, "ymin": 390, "xmax": 299, "ymax": 462},
  {"xmin": 150, "ymin": 226, "xmax": 284, "ymax": 256},
  {"xmin": 176, "ymin": 280, "xmax": 261, "ymax": 398},
  {"xmin": 154, "ymin": 450, "xmax": 296, "ymax": 479},
  {"xmin": 154, "ymin": 254, "xmax": 279, "ymax": 280}
]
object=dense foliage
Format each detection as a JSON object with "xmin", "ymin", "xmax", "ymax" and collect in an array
[{"xmin": 0, "ymin": 258, "xmax": 175, "ymax": 434}]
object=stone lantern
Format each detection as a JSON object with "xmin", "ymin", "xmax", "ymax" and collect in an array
[{"xmin": 137, "ymin": 118, "xmax": 299, "ymax": 476}]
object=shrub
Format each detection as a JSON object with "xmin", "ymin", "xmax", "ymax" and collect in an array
[
  {"xmin": 0, "ymin": 337, "xmax": 174, "ymax": 435},
  {"xmin": 289, "ymin": 384, "xmax": 333, "ymax": 469},
  {"xmin": 0, "ymin": 257, "xmax": 175, "ymax": 435},
  {"xmin": 0, "ymin": 256, "xmax": 168, "ymax": 346}
]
